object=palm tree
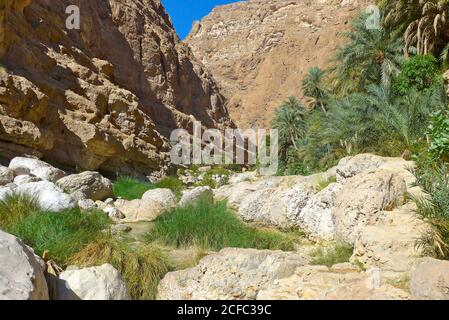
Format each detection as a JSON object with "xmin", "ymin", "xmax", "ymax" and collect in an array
[
  {"xmin": 301, "ymin": 67, "xmax": 330, "ymax": 113},
  {"xmin": 332, "ymin": 13, "xmax": 404, "ymax": 95},
  {"xmin": 272, "ymin": 97, "xmax": 307, "ymax": 157},
  {"xmin": 383, "ymin": 0, "xmax": 449, "ymax": 55}
]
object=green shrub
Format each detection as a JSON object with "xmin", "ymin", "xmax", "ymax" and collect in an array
[
  {"xmin": 10, "ymin": 208, "xmax": 110, "ymax": 263},
  {"xmin": 428, "ymin": 109, "xmax": 449, "ymax": 162},
  {"xmin": 393, "ymin": 55, "xmax": 440, "ymax": 96},
  {"xmin": 147, "ymin": 199, "xmax": 301, "ymax": 251},
  {"xmin": 412, "ymin": 156, "xmax": 449, "ymax": 259},
  {"xmin": 69, "ymin": 239, "xmax": 169, "ymax": 300},
  {"xmin": 310, "ymin": 243, "xmax": 353, "ymax": 267},
  {"xmin": 0, "ymin": 194, "xmax": 39, "ymax": 231}
]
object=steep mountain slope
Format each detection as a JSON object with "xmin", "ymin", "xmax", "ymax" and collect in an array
[
  {"xmin": 0, "ymin": 0, "xmax": 232, "ymax": 176},
  {"xmin": 186, "ymin": 0, "xmax": 368, "ymax": 127}
]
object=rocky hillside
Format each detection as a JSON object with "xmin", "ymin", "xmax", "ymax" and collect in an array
[
  {"xmin": 186, "ymin": 0, "xmax": 368, "ymax": 127},
  {"xmin": 0, "ymin": 0, "xmax": 232, "ymax": 176}
]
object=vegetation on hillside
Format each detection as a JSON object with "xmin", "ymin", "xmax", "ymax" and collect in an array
[{"xmin": 273, "ymin": 2, "xmax": 449, "ymax": 257}]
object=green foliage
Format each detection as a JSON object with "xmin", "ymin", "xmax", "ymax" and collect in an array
[
  {"xmin": 113, "ymin": 177, "xmax": 153, "ymax": 200},
  {"xmin": 332, "ymin": 13, "xmax": 403, "ymax": 95},
  {"xmin": 412, "ymin": 155, "xmax": 449, "ymax": 258},
  {"xmin": 393, "ymin": 55, "xmax": 440, "ymax": 95},
  {"xmin": 0, "ymin": 194, "xmax": 39, "ymax": 231},
  {"xmin": 302, "ymin": 67, "xmax": 330, "ymax": 112},
  {"xmin": 382, "ymin": 0, "xmax": 449, "ymax": 56},
  {"xmin": 298, "ymin": 83, "xmax": 446, "ymax": 171},
  {"xmin": 147, "ymin": 199, "xmax": 301, "ymax": 251},
  {"xmin": 272, "ymin": 96, "xmax": 307, "ymax": 160},
  {"xmin": 310, "ymin": 243, "xmax": 354, "ymax": 267},
  {"xmin": 10, "ymin": 208, "xmax": 110, "ymax": 263},
  {"xmin": 428, "ymin": 108, "xmax": 449, "ymax": 162},
  {"xmin": 69, "ymin": 239, "xmax": 169, "ymax": 300},
  {"xmin": 113, "ymin": 176, "xmax": 184, "ymax": 200}
]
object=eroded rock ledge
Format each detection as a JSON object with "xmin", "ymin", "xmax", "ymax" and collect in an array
[{"xmin": 0, "ymin": 0, "xmax": 233, "ymax": 176}]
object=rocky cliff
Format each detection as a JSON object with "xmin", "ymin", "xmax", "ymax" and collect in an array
[
  {"xmin": 186, "ymin": 0, "xmax": 367, "ymax": 127},
  {"xmin": 0, "ymin": 0, "xmax": 232, "ymax": 176}
]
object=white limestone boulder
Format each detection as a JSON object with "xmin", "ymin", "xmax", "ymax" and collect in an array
[
  {"xmin": 9, "ymin": 157, "xmax": 65, "ymax": 183},
  {"xmin": 0, "ymin": 230, "xmax": 49, "ymax": 300},
  {"xmin": 56, "ymin": 264, "xmax": 130, "ymax": 300}
]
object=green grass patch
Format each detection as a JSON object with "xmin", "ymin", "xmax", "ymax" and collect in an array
[
  {"xmin": 310, "ymin": 243, "xmax": 353, "ymax": 267},
  {"xmin": 112, "ymin": 177, "xmax": 153, "ymax": 200},
  {"xmin": 113, "ymin": 176, "xmax": 184, "ymax": 200},
  {"xmin": 146, "ymin": 199, "xmax": 301, "ymax": 251},
  {"xmin": 9, "ymin": 207, "xmax": 110, "ymax": 263},
  {"xmin": 315, "ymin": 175, "xmax": 337, "ymax": 192},
  {"xmin": 68, "ymin": 239, "xmax": 169, "ymax": 300},
  {"xmin": 0, "ymin": 195, "xmax": 171, "ymax": 300},
  {"xmin": 0, "ymin": 194, "xmax": 39, "ymax": 231}
]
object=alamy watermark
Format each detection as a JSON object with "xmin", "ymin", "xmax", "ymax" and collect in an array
[
  {"xmin": 65, "ymin": 5, "xmax": 80, "ymax": 30},
  {"xmin": 170, "ymin": 122, "xmax": 279, "ymax": 175}
]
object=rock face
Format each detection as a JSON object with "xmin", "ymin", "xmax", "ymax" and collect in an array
[
  {"xmin": 0, "ymin": 0, "xmax": 232, "ymax": 176},
  {"xmin": 333, "ymin": 169, "xmax": 407, "ymax": 244},
  {"xmin": 158, "ymin": 247, "xmax": 411, "ymax": 300},
  {"xmin": 56, "ymin": 264, "xmax": 130, "ymax": 300},
  {"xmin": 157, "ymin": 248, "xmax": 307, "ymax": 300},
  {"xmin": 257, "ymin": 264, "xmax": 410, "ymax": 300},
  {"xmin": 410, "ymin": 258, "xmax": 449, "ymax": 300},
  {"xmin": 186, "ymin": 0, "xmax": 367, "ymax": 127},
  {"xmin": 0, "ymin": 230, "xmax": 49, "ymax": 300}
]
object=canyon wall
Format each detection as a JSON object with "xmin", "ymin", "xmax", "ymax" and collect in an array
[{"xmin": 0, "ymin": 0, "xmax": 232, "ymax": 176}]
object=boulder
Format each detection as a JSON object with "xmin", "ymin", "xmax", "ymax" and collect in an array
[
  {"xmin": 157, "ymin": 248, "xmax": 307, "ymax": 300},
  {"xmin": 410, "ymin": 258, "xmax": 449, "ymax": 300},
  {"xmin": 335, "ymin": 154, "xmax": 411, "ymax": 183},
  {"xmin": 56, "ymin": 171, "xmax": 113, "ymax": 201},
  {"xmin": 0, "ymin": 165, "xmax": 14, "ymax": 186},
  {"xmin": 77, "ymin": 199, "xmax": 97, "ymax": 211},
  {"xmin": 115, "ymin": 188, "xmax": 176, "ymax": 222},
  {"xmin": 103, "ymin": 207, "xmax": 125, "ymax": 220},
  {"xmin": 257, "ymin": 265, "xmax": 410, "ymax": 300},
  {"xmin": 0, "ymin": 230, "xmax": 49, "ymax": 300},
  {"xmin": 179, "ymin": 186, "xmax": 213, "ymax": 206},
  {"xmin": 238, "ymin": 185, "xmax": 312, "ymax": 229},
  {"xmin": 351, "ymin": 204, "xmax": 426, "ymax": 273},
  {"xmin": 16, "ymin": 181, "xmax": 76, "ymax": 212},
  {"xmin": 56, "ymin": 264, "xmax": 130, "ymax": 300},
  {"xmin": 9, "ymin": 157, "xmax": 65, "ymax": 183},
  {"xmin": 0, "ymin": 186, "xmax": 13, "ymax": 201},
  {"xmin": 13, "ymin": 174, "xmax": 41, "ymax": 185},
  {"xmin": 333, "ymin": 169, "xmax": 407, "ymax": 244},
  {"xmin": 214, "ymin": 176, "xmax": 285, "ymax": 210},
  {"xmin": 295, "ymin": 183, "xmax": 343, "ymax": 240}
]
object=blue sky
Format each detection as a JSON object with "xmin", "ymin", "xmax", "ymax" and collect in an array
[{"xmin": 161, "ymin": 0, "xmax": 242, "ymax": 39}]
